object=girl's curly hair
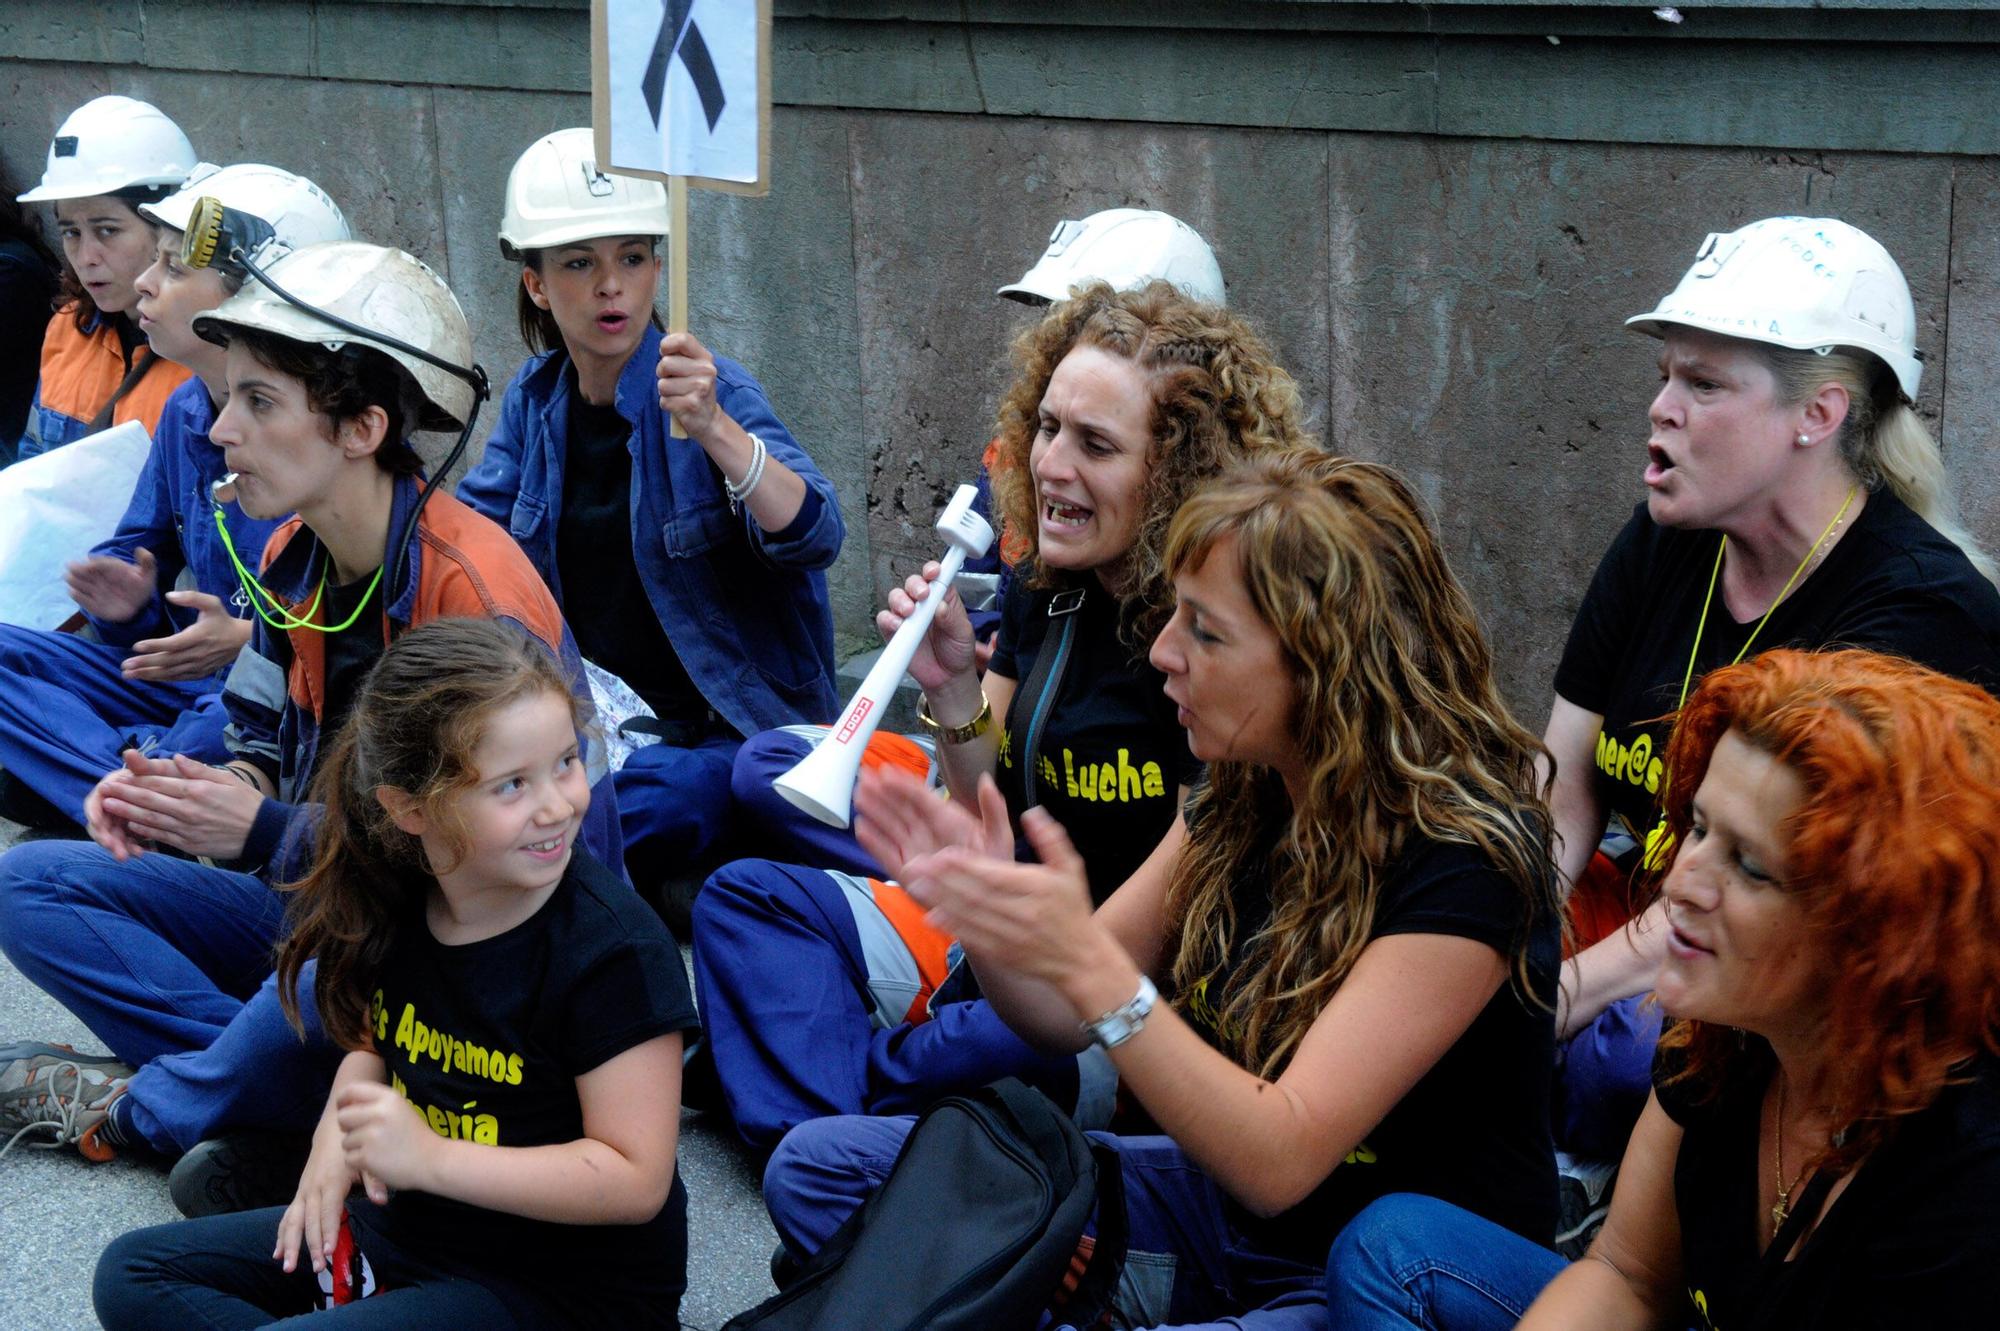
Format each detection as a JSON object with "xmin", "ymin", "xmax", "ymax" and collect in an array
[{"xmin": 987, "ymin": 280, "xmax": 1311, "ymax": 652}]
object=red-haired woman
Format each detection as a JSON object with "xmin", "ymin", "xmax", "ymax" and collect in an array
[{"xmin": 1324, "ymin": 647, "xmax": 2000, "ymax": 1331}]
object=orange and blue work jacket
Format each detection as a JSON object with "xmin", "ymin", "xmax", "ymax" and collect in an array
[
  {"xmin": 217, "ymin": 475, "xmax": 623, "ymax": 879},
  {"xmin": 15, "ymin": 305, "xmax": 190, "ymax": 459}
]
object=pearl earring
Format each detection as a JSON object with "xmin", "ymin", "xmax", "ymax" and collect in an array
[{"xmin": 1797, "ymin": 432, "xmax": 1811, "ymax": 446}]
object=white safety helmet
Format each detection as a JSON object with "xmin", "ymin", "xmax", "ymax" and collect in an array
[
  {"xmin": 498, "ymin": 127, "xmax": 670, "ymax": 258},
  {"xmin": 18, "ymin": 95, "xmax": 198, "ymax": 203},
  {"xmin": 999, "ymin": 208, "xmax": 1226, "ymax": 307},
  {"xmin": 193, "ymin": 241, "xmax": 476, "ymax": 431},
  {"xmin": 1626, "ymin": 216, "xmax": 1924, "ymax": 399},
  {"xmin": 141, "ymin": 164, "xmax": 350, "ymax": 269}
]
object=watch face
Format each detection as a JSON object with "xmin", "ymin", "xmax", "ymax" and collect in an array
[{"xmin": 1089, "ymin": 976, "xmax": 1156, "ymax": 1048}]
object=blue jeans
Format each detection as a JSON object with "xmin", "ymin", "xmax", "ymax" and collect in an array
[
  {"xmin": 95, "ymin": 1207, "xmax": 526, "ymax": 1329},
  {"xmin": 0, "ymin": 839, "xmax": 337, "ymax": 1152},
  {"xmin": 764, "ymin": 1114, "xmax": 1327, "ymax": 1329},
  {"xmin": 0, "ymin": 624, "xmax": 231, "ymax": 825},
  {"xmin": 1324, "ymin": 1194, "xmax": 1566, "ymax": 1330}
]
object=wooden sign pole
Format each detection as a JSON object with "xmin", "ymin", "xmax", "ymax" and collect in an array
[{"xmin": 668, "ymin": 174, "xmax": 690, "ymax": 437}]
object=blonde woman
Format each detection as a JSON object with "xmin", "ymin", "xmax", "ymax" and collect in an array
[
  {"xmin": 769, "ymin": 452, "xmax": 1563, "ymax": 1328},
  {"xmin": 1545, "ymin": 217, "xmax": 2000, "ymax": 1163}
]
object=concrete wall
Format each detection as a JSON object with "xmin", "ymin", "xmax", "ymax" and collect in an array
[{"xmin": 6, "ymin": 1, "xmax": 1998, "ymax": 717}]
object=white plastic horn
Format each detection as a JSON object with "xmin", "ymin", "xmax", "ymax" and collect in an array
[{"xmin": 774, "ymin": 483, "xmax": 994, "ymax": 827}]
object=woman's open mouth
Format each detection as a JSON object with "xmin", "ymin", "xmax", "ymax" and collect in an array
[
  {"xmin": 1044, "ymin": 499, "xmax": 1091, "ymax": 529},
  {"xmin": 1643, "ymin": 442, "xmax": 1677, "ymax": 488}
]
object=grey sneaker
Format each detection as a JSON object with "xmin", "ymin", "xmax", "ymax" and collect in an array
[
  {"xmin": 168, "ymin": 1131, "xmax": 314, "ymax": 1218},
  {"xmin": 0, "ymin": 1041, "xmax": 134, "ymax": 1162}
]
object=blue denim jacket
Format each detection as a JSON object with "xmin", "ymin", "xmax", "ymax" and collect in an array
[
  {"xmin": 87, "ymin": 377, "xmax": 281, "ymax": 650},
  {"xmin": 458, "ymin": 327, "xmax": 842, "ymax": 735}
]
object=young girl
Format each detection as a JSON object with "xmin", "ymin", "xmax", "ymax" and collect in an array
[
  {"xmin": 458, "ymin": 126, "xmax": 842, "ymax": 889},
  {"xmin": 0, "ymin": 242, "xmax": 620, "ymax": 1213},
  {"xmin": 93, "ymin": 617, "xmax": 698, "ymax": 1328},
  {"xmin": 14, "ymin": 94, "xmax": 198, "ymax": 458}
]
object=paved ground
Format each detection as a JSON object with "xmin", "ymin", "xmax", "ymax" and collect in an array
[{"xmin": 0, "ymin": 817, "xmax": 779, "ymax": 1330}]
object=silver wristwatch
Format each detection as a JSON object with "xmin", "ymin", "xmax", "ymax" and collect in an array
[{"xmin": 1082, "ymin": 975, "xmax": 1158, "ymax": 1050}]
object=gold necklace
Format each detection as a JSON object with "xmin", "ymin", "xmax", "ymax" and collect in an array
[
  {"xmin": 1771, "ymin": 1071, "xmax": 1813, "ymax": 1229},
  {"xmin": 1641, "ymin": 486, "xmax": 1863, "ymax": 871},
  {"xmin": 1801, "ymin": 496, "xmax": 1857, "ymax": 580},
  {"xmin": 1679, "ymin": 484, "xmax": 1860, "ymax": 715}
]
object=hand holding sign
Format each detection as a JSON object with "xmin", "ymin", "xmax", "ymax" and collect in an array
[{"xmin": 596, "ymin": 0, "xmax": 769, "ymax": 436}]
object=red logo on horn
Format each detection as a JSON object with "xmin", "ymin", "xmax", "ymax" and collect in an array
[{"xmin": 835, "ymin": 698, "xmax": 874, "ymax": 744}]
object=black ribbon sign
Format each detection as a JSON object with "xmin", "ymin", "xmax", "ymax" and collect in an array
[{"xmin": 642, "ymin": 0, "xmax": 727, "ymax": 134}]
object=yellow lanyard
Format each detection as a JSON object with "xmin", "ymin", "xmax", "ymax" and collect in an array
[
  {"xmin": 1641, "ymin": 486, "xmax": 1858, "ymax": 866},
  {"xmin": 213, "ymin": 507, "xmax": 384, "ymax": 634}
]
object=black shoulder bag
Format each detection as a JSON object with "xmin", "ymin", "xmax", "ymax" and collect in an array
[{"xmin": 722, "ymin": 1079, "xmax": 1127, "ymax": 1331}]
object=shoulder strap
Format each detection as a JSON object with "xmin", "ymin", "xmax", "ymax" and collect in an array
[
  {"xmin": 1016, "ymin": 587, "xmax": 1086, "ymax": 809},
  {"xmin": 88, "ymin": 347, "xmax": 160, "ymax": 434},
  {"xmin": 1062, "ymin": 1139, "xmax": 1130, "ymax": 1328}
]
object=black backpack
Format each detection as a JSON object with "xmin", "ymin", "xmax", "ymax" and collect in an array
[{"xmin": 723, "ymin": 1079, "xmax": 1127, "ymax": 1331}]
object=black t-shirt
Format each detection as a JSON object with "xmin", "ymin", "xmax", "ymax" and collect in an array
[
  {"xmin": 987, "ymin": 582, "xmax": 1200, "ymax": 901},
  {"xmin": 1177, "ymin": 812, "xmax": 1560, "ymax": 1262},
  {"xmin": 348, "ymin": 852, "xmax": 699, "ymax": 1327},
  {"xmin": 315, "ymin": 570, "xmax": 387, "ymax": 769},
  {"xmin": 557, "ymin": 386, "xmax": 706, "ymax": 724},
  {"xmin": 1555, "ymin": 493, "xmax": 2000, "ymax": 842},
  {"xmin": 1656, "ymin": 1046, "xmax": 2000, "ymax": 1331}
]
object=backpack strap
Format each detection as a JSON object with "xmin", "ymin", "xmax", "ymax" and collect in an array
[
  {"xmin": 1063, "ymin": 1139, "xmax": 1131, "ymax": 1328},
  {"xmin": 1015, "ymin": 586, "xmax": 1085, "ymax": 809}
]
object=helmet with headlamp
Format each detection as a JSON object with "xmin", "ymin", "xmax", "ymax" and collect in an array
[{"xmin": 143, "ymin": 164, "xmax": 349, "ymax": 273}]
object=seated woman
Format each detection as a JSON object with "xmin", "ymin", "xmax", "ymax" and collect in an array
[
  {"xmin": 767, "ymin": 452, "xmax": 1563, "ymax": 1328},
  {"xmin": 1326, "ymin": 647, "xmax": 2000, "ymax": 1330},
  {"xmin": 458, "ymin": 128, "xmax": 841, "ymax": 892},
  {"xmin": 13, "ymin": 95, "xmax": 199, "ymax": 459},
  {"xmin": 94, "ymin": 618, "xmax": 695, "ymax": 1329},
  {"xmin": 0, "ymin": 162, "xmax": 345, "ymax": 829},
  {"xmin": 0, "ymin": 241, "xmax": 617, "ymax": 1189},
  {"xmin": 728, "ymin": 205, "xmax": 1235, "ymax": 861},
  {"xmin": 1544, "ymin": 216, "xmax": 2000, "ymax": 1162},
  {"xmin": 693, "ymin": 282, "xmax": 1307, "ymax": 1151}
]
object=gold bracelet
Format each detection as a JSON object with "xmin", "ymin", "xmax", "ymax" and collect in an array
[{"xmin": 917, "ymin": 694, "xmax": 993, "ymax": 745}]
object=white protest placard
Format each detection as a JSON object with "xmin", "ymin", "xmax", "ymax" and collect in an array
[
  {"xmin": 0, "ymin": 420, "xmax": 152, "ymax": 628},
  {"xmin": 595, "ymin": 0, "xmax": 771, "ymax": 195}
]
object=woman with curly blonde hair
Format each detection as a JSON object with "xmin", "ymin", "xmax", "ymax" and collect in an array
[
  {"xmin": 766, "ymin": 451, "xmax": 1562, "ymax": 1327},
  {"xmin": 1325, "ymin": 646, "xmax": 2000, "ymax": 1330},
  {"xmin": 693, "ymin": 281, "xmax": 1311, "ymax": 1150}
]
